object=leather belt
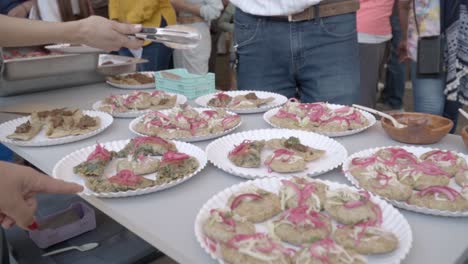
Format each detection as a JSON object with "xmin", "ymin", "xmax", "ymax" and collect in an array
[{"xmin": 264, "ymin": 0, "xmax": 360, "ymax": 22}]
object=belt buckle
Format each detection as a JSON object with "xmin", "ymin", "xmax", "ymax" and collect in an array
[{"xmin": 288, "ymin": 14, "xmax": 300, "ymax": 23}]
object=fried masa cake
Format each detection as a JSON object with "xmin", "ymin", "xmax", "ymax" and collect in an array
[
  {"xmin": 202, "ymin": 209, "xmax": 255, "ymax": 243},
  {"xmin": 221, "ymin": 233, "xmax": 294, "ymax": 264},
  {"xmin": 228, "ymin": 140, "xmax": 266, "ymax": 168},
  {"xmin": 227, "ymin": 188, "xmax": 281, "ymax": 223},
  {"xmin": 273, "ymin": 205, "xmax": 332, "ymax": 246}
]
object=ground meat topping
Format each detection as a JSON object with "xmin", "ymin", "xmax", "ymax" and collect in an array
[
  {"xmin": 15, "ymin": 121, "xmax": 32, "ymax": 133},
  {"xmin": 244, "ymin": 92, "xmax": 258, "ymax": 100},
  {"xmin": 77, "ymin": 115, "xmax": 96, "ymax": 129}
]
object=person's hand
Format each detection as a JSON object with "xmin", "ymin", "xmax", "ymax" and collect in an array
[
  {"xmin": 74, "ymin": 16, "xmax": 144, "ymax": 52},
  {"xmin": 200, "ymin": 5, "xmax": 222, "ymax": 21},
  {"xmin": 397, "ymin": 39, "xmax": 410, "ymax": 62},
  {"xmin": 7, "ymin": 1, "xmax": 33, "ymax": 18},
  {"xmin": 0, "ymin": 162, "xmax": 83, "ymax": 230}
]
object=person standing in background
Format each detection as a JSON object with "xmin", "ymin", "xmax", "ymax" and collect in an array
[
  {"xmin": 230, "ymin": 0, "xmax": 360, "ymax": 104},
  {"xmin": 442, "ymin": 0, "xmax": 466, "ymax": 133},
  {"xmin": 208, "ymin": 0, "xmax": 229, "ymax": 73},
  {"xmin": 171, "ymin": 0, "xmax": 223, "ymax": 74},
  {"xmin": 109, "ymin": 0, "xmax": 177, "ymax": 71},
  {"xmin": 217, "ymin": 2, "xmax": 235, "ymax": 89},
  {"xmin": 0, "ymin": 0, "xmax": 33, "ymax": 17},
  {"xmin": 399, "ymin": 0, "xmax": 445, "ymax": 116},
  {"xmin": 30, "ymin": 0, "xmax": 92, "ymax": 22},
  {"xmin": 357, "ymin": 0, "xmax": 395, "ymax": 108},
  {"xmin": 379, "ymin": 2, "xmax": 407, "ymax": 111}
]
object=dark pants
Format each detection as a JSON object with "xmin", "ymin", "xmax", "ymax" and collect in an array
[
  {"xmin": 0, "ymin": 229, "xmax": 9, "ymax": 264},
  {"xmin": 358, "ymin": 42, "xmax": 388, "ymax": 107},
  {"xmin": 382, "ymin": 4, "xmax": 406, "ymax": 109},
  {"xmin": 234, "ymin": 9, "xmax": 360, "ymax": 104},
  {"xmin": 118, "ymin": 18, "xmax": 173, "ymax": 72}
]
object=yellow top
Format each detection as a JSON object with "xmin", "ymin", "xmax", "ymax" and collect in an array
[{"xmin": 109, "ymin": 0, "xmax": 177, "ymax": 46}]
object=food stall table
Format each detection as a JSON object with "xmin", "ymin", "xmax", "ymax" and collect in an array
[{"xmin": 0, "ymin": 83, "xmax": 467, "ymax": 264}]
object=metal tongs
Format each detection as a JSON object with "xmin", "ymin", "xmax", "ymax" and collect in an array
[{"xmin": 134, "ymin": 25, "xmax": 202, "ymax": 50}]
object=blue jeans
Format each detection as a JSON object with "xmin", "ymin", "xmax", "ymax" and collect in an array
[
  {"xmin": 411, "ymin": 62, "xmax": 461, "ymax": 132},
  {"xmin": 411, "ymin": 61, "xmax": 445, "ymax": 115},
  {"xmin": 234, "ymin": 9, "xmax": 360, "ymax": 104},
  {"xmin": 119, "ymin": 42, "xmax": 173, "ymax": 72},
  {"xmin": 382, "ymin": 5, "xmax": 406, "ymax": 109},
  {"xmin": 118, "ymin": 18, "xmax": 173, "ymax": 72}
]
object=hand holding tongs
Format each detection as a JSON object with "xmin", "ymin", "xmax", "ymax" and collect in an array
[{"xmin": 133, "ymin": 25, "xmax": 202, "ymax": 49}]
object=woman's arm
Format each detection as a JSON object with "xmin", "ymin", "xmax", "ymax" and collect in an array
[
  {"xmin": 7, "ymin": 0, "xmax": 33, "ymax": 18},
  {"xmin": 397, "ymin": 0, "xmax": 410, "ymax": 62},
  {"xmin": 170, "ymin": 0, "xmax": 202, "ymax": 17},
  {"xmin": 170, "ymin": 0, "xmax": 223, "ymax": 21},
  {"xmin": 0, "ymin": 15, "xmax": 144, "ymax": 51},
  {"xmin": 217, "ymin": 4, "xmax": 235, "ymax": 32}
]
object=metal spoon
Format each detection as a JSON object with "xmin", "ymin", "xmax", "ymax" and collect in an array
[
  {"xmin": 352, "ymin": 104, "xmax": 407, "ymax": 129},
  {"xmin": 42, "ymin": 242, "xmax": 99, "ymax": 257},
  {"xmin": 459, "ymin": 108, "xmax": 468, "ymax": 120}
]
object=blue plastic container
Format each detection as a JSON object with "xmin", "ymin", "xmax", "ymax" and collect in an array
[{"xmin": 155, "ymin": 68, "xmax": 215, "ymax": 99}]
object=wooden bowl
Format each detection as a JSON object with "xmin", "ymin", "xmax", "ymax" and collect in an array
[
  {"xmin": 462, "ymin": 125, "xmax": 468, "ymax": 148},
  {"xmin": 381, "ymin": 112, "xmax": 453, "ymax": 145}
]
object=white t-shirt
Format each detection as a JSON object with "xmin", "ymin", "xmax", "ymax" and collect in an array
[
  {"xmin": 29, "ymin": 0, "xmax": 81, "ymax": 22},
  {"xmin": 230, "ymin": 0, "xmax": 322, "ymax": 16}
]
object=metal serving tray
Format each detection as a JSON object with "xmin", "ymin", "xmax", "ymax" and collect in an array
[
  {"xmin": 1, "ymin": 47, "xmax": 99, "ymax": 81},
  {"xmin": 0, "ymin": 48, "xmax": 147, "ymax": 96}
]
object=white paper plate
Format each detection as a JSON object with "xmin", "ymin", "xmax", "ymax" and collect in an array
[
  {"xmin": 343, "ymin": 146, "xmax": 468, "ymax": 217},
  {"xmin": 0, "ymin": 111, "xmax": 113, "ymax": 147},
  {"xmin": 106, "ymin": 71, "xmax": 155, "ymax": 89},
  {"xmin": 45, "ymin": 43, "xmax": 104, "ymax": 53},
  {"xmin": 129, "ymin": 108, "xmax": 242, "ymax": 142},
  {"xmin": 92, "ymin": 93, "xmax": 187, "ymax": 118},
  {"xmin": 206, "ymin": 129, "xmax": 347, "ymax": 179},
  {"xmin": 263, "ymin": 104, "xmax": 376, "ymax": 137},
  {"xmin": 195, "ymin": 90, "xmax": 288, "ymax": 114},
  {"xmin": 52, "ymin": 139, "xmax": 207, "ymax": 198},
  {"xmin": 194, "ymin": 178, "xmax": 413, "ymax": 264}
]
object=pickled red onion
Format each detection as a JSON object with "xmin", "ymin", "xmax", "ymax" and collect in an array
[
  {"xmin": 308, "ymin": 238, "xmax": 335, "ymax": 263},
  {"xmin": 351, "ymin": 156, "xmax": 377, "ymax": 167},
  {"xmin": 222, "ymin": 115, "xmax": 240, "ymax": 128},
  {"xmin": 124, "ymin": 92, "xmax": 143, "ymax": 105},
  {"xmin": 264, "ymin": 149, "xmax": 295, "ymax": 167},
  {"xmin": 133, "ymin": 136, "xmax": 170, "ymax": 147},
  {"xmin": 282, "ymin": 179, "xmax": 318, "ymax": 207},
  {"xmin": 108, "ymin": 169, "xmax": 142, "ymax": 186},
  {"xmin": 371, "ymin": 172, "xmax": 392, "ymax": 189},
  {"xmin": 210, "ymin": 209, "xmax": 236, "ymax": 228},
  {"xmin": 87, "ymin": 143, "xmax": 111, "ymax": 161},
  {"xmin": 275, "ymin": 109, "xmax": 298, "ymax": 120},
  {"xmin": 215, "ymin": 92, "xmax": 231, "ymax": 101},
  {"xmin": 230, "ymin": 193, "xmax": 262, "ymax": 210},
  {"xmin": 418, "ymin": 186, "xmax": 461, "ymax": 201},
  {"xmin": 161, "ymin": 151, "xmax": 189, "ymax": 163},
  {"xmin": 344, "ymin": 191, "xmax": 370, "ymax": 208},
  {"xmin": 202, "ymin": 110, "xmax": 218, "ymax": 119},
  {"xmin": 282, "ymin": 206, "xmax": 327, "ymax": 228},
  {"xmin": 229, "ymin": 140, "xmax": 252, "ymax": 156},
  {"xmin": 190, "ymin": 119, "xmax": 208, "ymax": 135},
  {"xmin": 204, "ymin": 237, "xmax": 218, "ymax": 253},
  {"xmin": 151, "ymin": 90, "xmax": 164, "ymax": 97},
  {"xmin": 425, "ymin": 150, "xmax": 458, "ymax": 163}
]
